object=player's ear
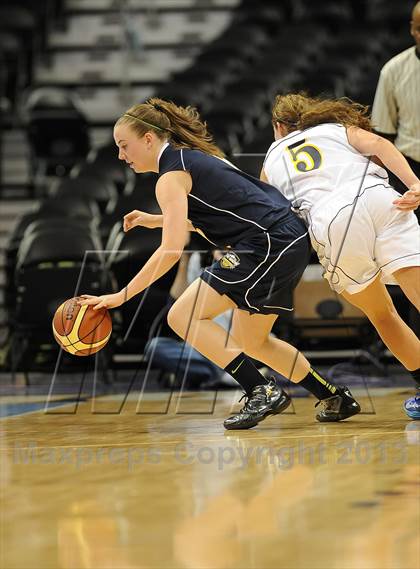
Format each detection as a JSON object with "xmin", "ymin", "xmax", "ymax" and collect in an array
[
  {"xmin": 278, "ymin": 122, "xmax": 290, "ymax": 137},
  {"xmin": 273, "ymin": 121, "xmax": 283, "ymax": 140},
  {"xmin": 144, "ymin": 132, "xmax": 154, "ymax": 146}
]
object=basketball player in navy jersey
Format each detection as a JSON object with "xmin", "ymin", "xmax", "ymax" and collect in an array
[
  {"xmin": 80, "ymin": 98, "xmax": 361, "ymax": 429},
  {"xmin": 262, "ymin": 93, "xmax": 420, "ymax": 419}
]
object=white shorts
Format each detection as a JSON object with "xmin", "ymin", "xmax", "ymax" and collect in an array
[{"xmin": 307, "ymin": 182, "xmax": 420, "ymax": 294}]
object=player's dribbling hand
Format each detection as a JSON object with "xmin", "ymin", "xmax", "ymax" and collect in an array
[
  {"xmin": 123, "ymin": 210, "xmax": 158, "ymax": 231},
  {"xmin": 393, "ymin": 182, "xmax": 420, "ymax": 211},
  {"xmin": 78, "ymin": 291, "xmax": 125, "ymax": 310}
]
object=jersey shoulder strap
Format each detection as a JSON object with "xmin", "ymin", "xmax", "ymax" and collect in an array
[{"xmin": 159, "ymin": 145, "xmax": 187, "ymax": 177}]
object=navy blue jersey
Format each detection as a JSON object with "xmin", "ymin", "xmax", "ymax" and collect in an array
[{"xmin": 158, "ymin": 143, "xmax": 293, "ymax": 248}]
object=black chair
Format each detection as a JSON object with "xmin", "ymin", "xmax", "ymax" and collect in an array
[
  {"xmin": 6, "ymin": 196, "xmax": 99, "ymax": 253},
  {"xmin": 366, "ymin": 0, "xmax": 414, "ymax": 28},
  {"xmin": 5, "ymin": 198, "xmax": 100, "ymax": 311},
  {"xmin": 344, "ymin": 75, "xmax": 381, "ymax": 107},
  {"xmin": 236, "ymin": 3, "xmax": 285, "ymax": 35},
  {"xmin": 52, "ymin": 175, "xmax": 118, "ymax": 215},
  {"xmin": 170, "ymin": 64, "xmax": 237, "ymax": 105},
  {"xmin": 204, "ymin": 113, "xmax": 243, "ymax": 154},
  {"xmin": 6, "ymin": 198, "xmax": 99, "ymax": 255},
  {"xmin": 330, "ymin": 29, "xmax": 387, "ymax": 59},
  {"xmin": 295, "ymin": 72, "xmax": 341, "ymax": 98},
  {"xmin": 24, "ymin": 88, "xmax": 91, "ymax": 180},
  {"xmin": 296, "ymin": 0, "xmax": 354, "ymax": 27},
  {"xmin": 205, "ymin": 95, "xmax": 263, "ymax": 152},
  {"xmin": 230, "ymin": 153, "xmax": 266, "ymax": 180},
  {"xmin": 237, "ymin": 62, "xmax": 303, "ymax": 100},
  {"xmin": 155, "ymin": 82, "xmax": 213, "ymax": 114},
  {"xmin": 7, "ymin": 218, "xmax": 102, "ymax": 304},
  {"xmin": 0, "ymin": 31, "xmax": 26, "ymax": 110},
  {"xmin": 240, "ymin": 123, "xmax": 275, "ymax": 157},
  {"xmin": 100, "ymin": 178, "xmax": 161, "ymax": 243},
  {"xmin": 206, "ymin": 24, "xmax": 269, "ymax": 63},
  {"xmin": 278, "ymin": 21, "xmax": 328, "ymax": 40},
  {"xmin": 221, "ymin": 79, "xmax": 271, "ymax": 110},
  {"xmin": 13, "ymin": 0, "xmax": 60, "ymax": 51},
  {"xmin": 84, "ymin": 142, "xmax": 132, "ymax": 194},
  {"xmin": 0, "ymin": 5, "xmax": 37, "ymax": 87},
  {"xmin": 23, "ymin": 217, "xmax": 100, "ymax": 245},
  {"xmin": 124, "ymin": 172, "xmax": 159, "ymax": 196},
  {"xmin": 310, "ymin": 48, "xmax": 377, "ymax": 79},
  {"xmin": 10, "ymin": 228, "xmax": 112, "ymax": 378}
]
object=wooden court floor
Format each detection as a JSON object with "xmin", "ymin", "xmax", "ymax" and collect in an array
[{"xmin": 1, "ymin": 387, "xmax": 419, "ymax": 569}]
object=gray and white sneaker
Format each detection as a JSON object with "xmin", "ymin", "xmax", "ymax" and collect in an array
[{"xmin": 224, "ymin": 379, "xmax": 291, "ymax": 430}]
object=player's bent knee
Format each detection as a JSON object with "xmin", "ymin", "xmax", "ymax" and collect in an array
[
  {"xmin": 166, "ymin": 303, "xmax": 187, "ymax": 338},
  {"xmin": 167, "ymin": 301, "xmax": 203, "ymax": 339}
]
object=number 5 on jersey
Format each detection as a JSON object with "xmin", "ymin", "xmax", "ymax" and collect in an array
[{"xmin": 287, "ymin": 139, "xmax": 323, "ymax": 172}]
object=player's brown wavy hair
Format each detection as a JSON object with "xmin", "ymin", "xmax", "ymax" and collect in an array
[
  {"xmin": 272, "ymin": 92, "xmax": 373, "ymax": 133},
  {"xmin": 115, "ymin": 97, "xmax": 225, "ymax": 158}
]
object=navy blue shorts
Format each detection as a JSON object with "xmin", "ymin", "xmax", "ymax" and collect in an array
[{"xmin": 200, "ymin": 216, "xmax": 311, "ymax": 315}]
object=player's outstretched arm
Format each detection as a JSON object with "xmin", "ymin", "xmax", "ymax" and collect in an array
[
  {"xmin": 121, "ymin": 173, "xmax": 190, "ymax": 300},
  {"xmin": 347, "ymin": 126, "xmax": 420, "ymax": 210},
  {"xmin": 79, "ymin": 172, "xmax": 191, "ymax": 310}
]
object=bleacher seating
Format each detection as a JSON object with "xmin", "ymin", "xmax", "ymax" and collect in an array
[{"xmin": 10, "ymin": 225, "xmax": 112, "ymax": 376}]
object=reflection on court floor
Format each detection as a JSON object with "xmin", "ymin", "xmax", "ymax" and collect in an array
[{"xmin": 1, "ymin": 388, "xmax": 419, "ymax": 569}]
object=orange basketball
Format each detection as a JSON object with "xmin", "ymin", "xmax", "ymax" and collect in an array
[{"xmin": 52, "ymin": 296, "xmax": 112, "ymax": 356}]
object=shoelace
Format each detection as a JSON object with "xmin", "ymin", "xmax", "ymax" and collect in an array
[{"xmin": 237, "ymin": 389, "xmax": 267, "ymax": 413}]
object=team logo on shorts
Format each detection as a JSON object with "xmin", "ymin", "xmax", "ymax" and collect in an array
[{"xmin": 220, "ymin": 251, "xmax": 240, "ymax": 269}]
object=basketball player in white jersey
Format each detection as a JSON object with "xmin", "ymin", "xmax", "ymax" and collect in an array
[{"xmin": 261, "ymin": 93, "xmax": 420, "ymax": 419}]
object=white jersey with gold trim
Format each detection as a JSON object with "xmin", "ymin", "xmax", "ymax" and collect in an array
[
  {"xmin": 263, "ymin": 123, "xmax": 420, "ymax": 295},
  {"xmin": 263, "ymin": 123, "xmax": 388, "ymax": 219}
]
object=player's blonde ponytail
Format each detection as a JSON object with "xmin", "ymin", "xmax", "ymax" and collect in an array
[
  {"xmin": 272, "ymin": 93, "xmax": 373, "ymax": 133},
  {"xmin": 116, "ymin": 98, "xmax": 225, "ymax": 158}
]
